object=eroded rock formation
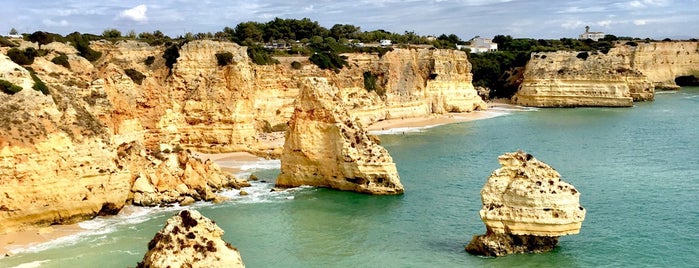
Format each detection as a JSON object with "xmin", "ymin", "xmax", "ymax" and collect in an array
[
  {"xmin": 466, "ymin": 151, "xmax": 586, "ymax": 256},
  {"xmin": 275, "ymin": 78, "xmax": 404, "ymax": 194},
  {"xmin": 137, "ymin": 210, "xmax": 244, "ymax": 268},
  {"xmin": 514, "ymin": 51, "xmax": 641, "ymax": 107},
  {"xmin": 1, "ymin": 39, "xmax": 478, "ymax": 232},
  {"xmin": 514, "ymin": 41, "xmax": 699, "ymax": 107}
]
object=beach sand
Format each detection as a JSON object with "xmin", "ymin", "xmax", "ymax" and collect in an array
[
  {"xmin": 1, "ymin": 225, "xmax": 83, "ymax": 257},
  {"xmin": 0, "ymin": 102, "xmax": 513, "ymax": 257}
]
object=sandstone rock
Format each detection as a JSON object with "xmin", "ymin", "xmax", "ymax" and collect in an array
[
  {"xmin": 466, "ymin": 151, "xmax": 586, "ymax": 256},
  {"xmin": 513, "ymin": 51, "xmax": 639, "ymax": 107},
  {"xmin": 514, "ymin": 42, "xmax": 699, "ymax": 106},
  {"xmin": 0, "ymin": 40, "xmax": 482, "ymax": 232},
  {"xmin": 239, "ymin": 190, "xmax": 248, "ymax": 196},
  {"xmin": 276, "ymin": 78, "xmax": 404, "ymax": 195},
  {"xmin": 137, "ymin": 210, "xmax": 244, "ymax": 268}
]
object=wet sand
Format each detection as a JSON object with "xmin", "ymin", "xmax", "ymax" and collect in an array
[{"xmin": 1, "ymin": 225, "xmax": 83, "ymax": 257}]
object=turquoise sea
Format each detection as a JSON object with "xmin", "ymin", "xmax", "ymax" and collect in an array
[{"xmin": 2, "ymin": 87, "xmax": 699, "ymax": 267}]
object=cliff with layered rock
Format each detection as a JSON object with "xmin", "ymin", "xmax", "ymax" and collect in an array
[
  {"xmin": 514, "ymin": 41, "xmax": 699, "ymax": 107},
  {"xmin": 275, "ymin": 78, "xmax": 404, "ymax": 194},
  {"xmin": 0, "ymin": 39, "xmax": 481, "ymax": 231},
  {"xmin": 466, "ymin": 151, "xmax": 586, "ymax": 256},
  {"xmin": 137, "ymin": 210, "xmax": 245, "ymax": 268}
]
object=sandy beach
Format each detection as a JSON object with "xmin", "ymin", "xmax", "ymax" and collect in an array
[
  {"xmin": 1, "ymin": 225, "xmax": 83, "ymax": 257},
  {"xmin": 0, "ymin": 102, "xmax": 513, "ymax": 258}
]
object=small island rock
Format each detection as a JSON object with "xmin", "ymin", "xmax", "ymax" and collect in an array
[
  {"xmin": 137, "ymin": 210, "xmax": 244, "ymax": 268},
  {"xmin": 466, "ymin": 151, "xmax": 586, "ymax": 256}
]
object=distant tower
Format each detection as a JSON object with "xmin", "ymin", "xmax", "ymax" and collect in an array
[{"xmin": 585, "ymin": 26, "xmax": 590, "ymax": 33}]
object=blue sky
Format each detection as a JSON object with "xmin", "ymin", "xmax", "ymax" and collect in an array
[{"xmin": 2, "ymin": 0, "xmax": 698, "ymax": 40}]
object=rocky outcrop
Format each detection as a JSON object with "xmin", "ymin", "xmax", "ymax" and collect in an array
[
  {"xmin": 618, "ymin": 41, "xmax": 699, "ymax": 90},
  {"xmin": 119, "ymin": 142, "xmax": 250, "ymax": 206},
  {"xmin": 137, "ymin": 210, "xmax": 244, "ymax": 268},
  {"xmin": 514, "ymin": 41, "xmax": 699, "ymax": 107},
  {"xmin": 275, "ymin": 78, "xmax": 404, "ymax": 195},
  {"xmin": 0, "ymin": 49, "xmax": 247, "ymax": 234},
  {"xmin": 513, "ymin": 51, "xmax": 641, "ymax": 107},
  {"xmin": 1, "ymin": 39, "xmax": 478, "ymax": 232},
  {"xmin": 466, "ymin": 151, "xmax": 586, "ymax": 256}
]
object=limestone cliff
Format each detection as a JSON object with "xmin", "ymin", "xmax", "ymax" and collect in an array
[
  {"xmin": 0, "ymin": 48, "xmax": 246, "ymax": 234},
  {"xmin": 466, "ymin": 151, "xmax": 586, "ymax": 256},
  {"xmin": 0, "ymin": 39, "xmax": 477, "ymax": 231},
  {"xmin": 513, "ymin": 51, "xmax": 640, "ymax": 107},
  {"xmin": 275, "ymin": 78, "xmax": 404, "ymax": 195},
  {"xmin": 514, "ymin": 41, "xmax": 699, "ymax": 107},
  {"xmin": 617, "ymin": 41, "xmax": 699, "ymax": 90},
  {"xmin": 137, "ymin": 210, "xmax": 245, "ymax": 268}
]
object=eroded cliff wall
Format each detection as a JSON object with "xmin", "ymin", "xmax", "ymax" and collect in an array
[
  {"xmin": 0, "ymin": 40, "xmax": 482, "ymax": 232},
  {"xmin": 514, "ymin": 41, "xmax": 699, "ymax": 107}
]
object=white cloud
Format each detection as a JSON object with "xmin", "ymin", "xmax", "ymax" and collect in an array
[
  {"xmin": 597, "ymin": 20, "xmax": 612, "ymax": 27},
  {"xmin": 561, "ymin": 20, "xmax": 585, "ymax": 29},
  {"xmin": 42, "ymin": 19, "xmax": 69, "ymax": 27},
  {"xmin": 629, "ymin": 1, "xmax": 644, "ymax": 8},
  {"xmin": 634, "ymin": 19, "xmax": 647, "ymax": 25},
  {"xmin": 117, "ymin": 4, "xmax": 148, "ymax": 23}
]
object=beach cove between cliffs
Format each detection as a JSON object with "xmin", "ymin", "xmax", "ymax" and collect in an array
[{"xmin": 2, "ymin": 89, "xmax": 699, "ymax": 267}]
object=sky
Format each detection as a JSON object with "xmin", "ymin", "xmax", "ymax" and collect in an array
[{"xmin": 2, "ymin": 0, "xmax": 698, "ymax": 40}]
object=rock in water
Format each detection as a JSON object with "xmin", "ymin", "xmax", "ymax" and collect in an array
[
  {"xmin": 466, "ymin": 151, "xmax": 586, "ymax": 256},
  {"xmin": 275, "ymin": 78, "xmax": 404, "ymax": 195},
  {"xmin": 137, "ymin": 210, "xmax": 244, "ymax": 268}
]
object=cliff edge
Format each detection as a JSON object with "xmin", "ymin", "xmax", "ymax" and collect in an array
[
  {"xmin": 275, "ymin": 78, "xmax": 404, "ymax": 194},
  {"xmin": 466, "ymin": 151, "xmax": 586, "ymax": 256}
]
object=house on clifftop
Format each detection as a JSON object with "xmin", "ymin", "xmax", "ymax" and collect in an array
[
  {"xmin": 458, "ymin": 37, "xmax": 498, "ymax": 53},
  {"xmin": 579, "ymin": 26, "xmax": 605, "ymax": 41}
]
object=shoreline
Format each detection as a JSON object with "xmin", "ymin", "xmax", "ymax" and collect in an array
[{"xmin": 0, "ymin": 101, "xmax": 516, "ymax": 258}]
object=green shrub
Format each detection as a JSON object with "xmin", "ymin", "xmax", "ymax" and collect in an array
[
  {"xmin": 7, "ymin": 47, "xmax": 35, "ymax": 65},
  {"xmin": 144, "ymin": 56, "xmax": 155, "ymax": 66},
  {"xmin": 0, "ymin": 79, "xmax": 23, "ymax": 95},
  {"xmin": 309, "ymin": 51, "xmax": 347, "ymax": 72},
  {"xmin": 290, "ymin": 61, "xmax": 302, "ymax": 69},
  {"xmin": 25, "ymin": 67, "xmax": 49, "ymax": 95},
  {"xmin": 247, "ymin": 45, "xmax": 279, "ymax": 65},
  {"xmin": 363, "ymin": 71, "xmax": 378, "ymax": 91},
  {"xmin": 65, "ymin": 32, "xmax": 102, "ymax": 62},
  {"xmin": 0, "ymin": 36, "xmax": 17, "ymax": 47},
  {"xmin": 124, "ymin": 68, "xmax": 146, "ymax": 85},
  {"xmin": 625, "ymin": 41, "xmax": 638, "ymax": 47},
  {"xmin": 51, "ymin": 54, "xmax": 70, "ymax": 68},
  {"xmin": 215, "ymin": 52, "xmax": 234, "ymax": 66}
]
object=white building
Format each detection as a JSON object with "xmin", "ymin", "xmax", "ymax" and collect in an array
[
  {"xmin": 579, "ymin": 26, "xmax": 605, "ymax": 41},
  {"xmin": 461, "ymin": 37, "xmax": 498, "ymax": 53},
  {"xmin": 379, "ymin": 39, "xmax": 392, "ymax": 46}
]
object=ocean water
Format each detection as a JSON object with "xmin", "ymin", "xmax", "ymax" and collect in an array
[{"xmin": 2, "ymin": 87, "xmax": 699, "ymax": 268}]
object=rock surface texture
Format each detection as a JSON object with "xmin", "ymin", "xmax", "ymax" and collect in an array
[
  {"xmin": 276, "ymin": 78, "xmax": 404, "ymax": 194},
  {"xmin": 137, "ymin": 210, "xmax": 244, "ymax": 268},
  {"xmin": 0, "ymin": 39, "xmax": 477, "ymax": 232},
  {"xmin": 514, "ymin": 41, "xmax": 699, "ymax": 107},
  {"xmin": 466, "ymin": 151, "xmax": 586, "ymax": 256}
]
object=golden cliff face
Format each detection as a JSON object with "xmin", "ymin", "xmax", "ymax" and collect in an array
[
  {"xmin": 514, "ymin": 41, "xmax": 699, "ymax": 107},
  {"xmin": 0, "ymin": 40, "xmax": 479, "ymax": 231},
  {"xmin": 616, "ymin": 41, "xmax": 699, "ymax": 90},
  {"xmin": 514, "ymin": 51, "xmax": 639, "ymax": 107},
  {"xmin": 275, "ymin": 78, "xmax": 404, "ymax": 195},
  {"xmin": 0, "ymin": 54, "xmax": 132, "ymax": 233}
]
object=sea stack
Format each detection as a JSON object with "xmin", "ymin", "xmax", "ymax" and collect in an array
[
  {"xmin": 275, "ymin": 77, "xmax": 404, "ymax": 195},
  {"xmin": 466, "ymin": 151, "xmax": 586, "ymax": 256},
  {"xmin": 137, "ymin": 210, "xmax": 245, "ymax": 268}
]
